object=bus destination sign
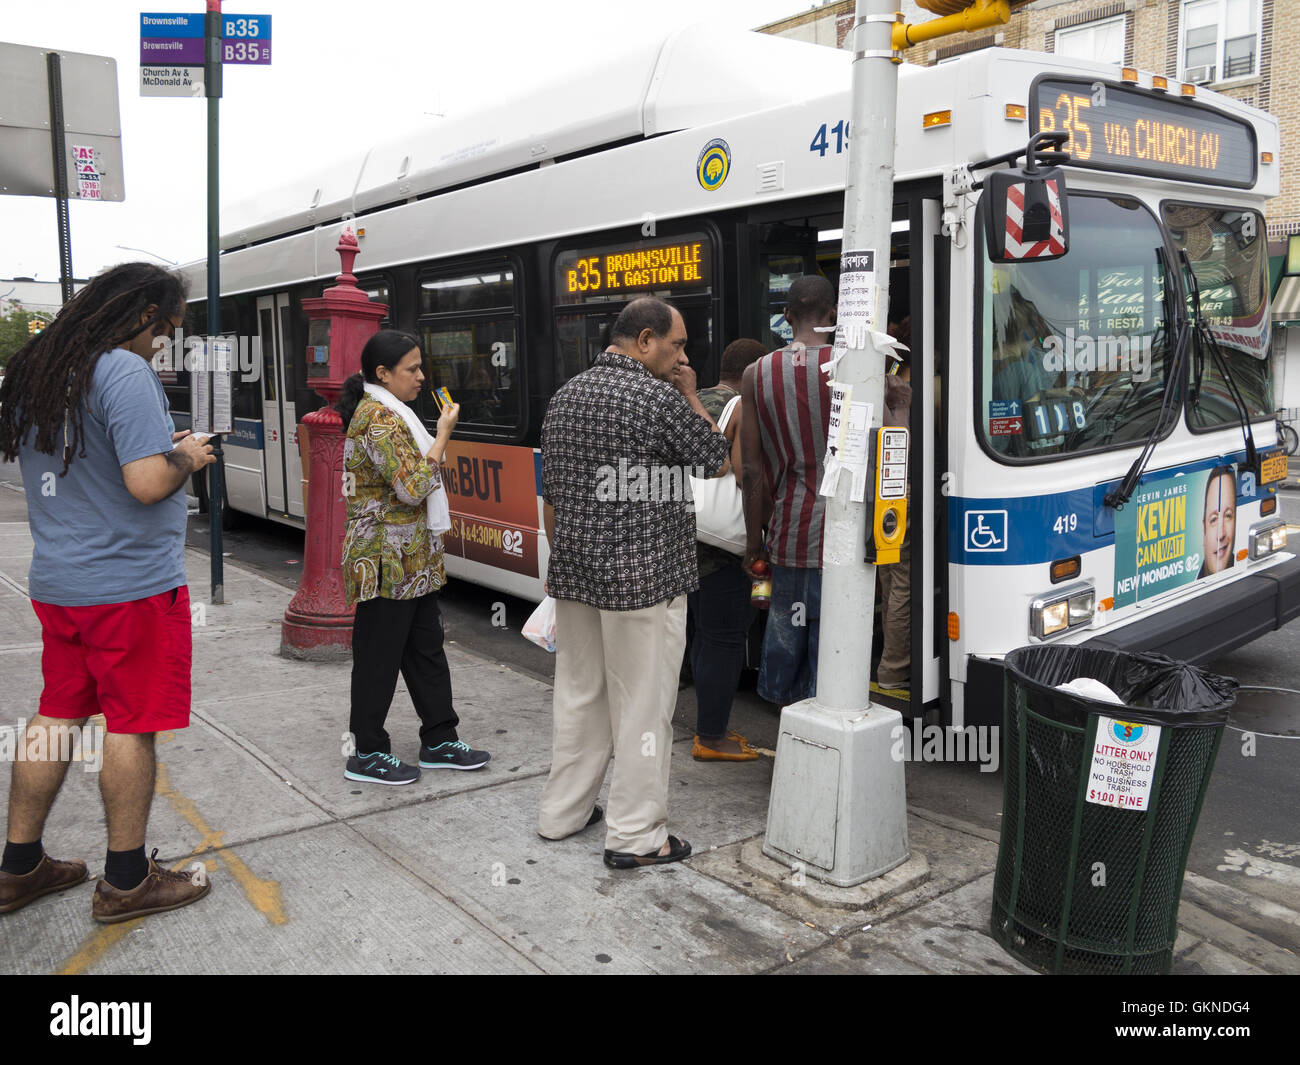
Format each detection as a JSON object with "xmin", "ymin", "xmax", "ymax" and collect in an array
[
  {"xmin": 1032, "ymin": 78, "xmax": 1256, "ymax": 188},
  {"xmin": 557, "ymin": 237, "xmax": 711, "ymax": 302}
]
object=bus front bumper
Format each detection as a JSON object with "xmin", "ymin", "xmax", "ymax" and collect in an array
[{"xmin": 963, "ymin": 553, "xmax": 1300, "ymax": 726}]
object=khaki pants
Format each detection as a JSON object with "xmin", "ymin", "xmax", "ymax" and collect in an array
[{"xmin": 538, "ymin": 596, "xmax": 686, "ymax": 855}]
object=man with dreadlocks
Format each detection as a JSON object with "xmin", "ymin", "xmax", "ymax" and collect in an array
[{"xmin": 0, "ymin": 262, "xmax": 216, "ymax": 923}]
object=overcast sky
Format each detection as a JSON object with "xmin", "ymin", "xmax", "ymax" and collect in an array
[{"xmin": 1, "ymin": 0, "xmax": 812, "ymax": 282}]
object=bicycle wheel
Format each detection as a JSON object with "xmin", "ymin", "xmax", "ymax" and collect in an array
[{"xmin": 1281, "ymin": 423, "xmax": 1299, "ymax": 457}]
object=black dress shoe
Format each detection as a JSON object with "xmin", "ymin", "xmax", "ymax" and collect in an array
[{"xmin": 603, "ymin": 835, "xmax": 691, "ymax": 870}]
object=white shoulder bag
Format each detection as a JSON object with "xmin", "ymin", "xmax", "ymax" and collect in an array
[{"xmin": 689, "ymin": 394, "xmax": 745, "ymax": 554}]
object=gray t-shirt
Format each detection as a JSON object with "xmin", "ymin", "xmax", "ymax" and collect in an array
[{"xmin": 19, "ymin": 347, "xmax": 187, "ymax": 606}]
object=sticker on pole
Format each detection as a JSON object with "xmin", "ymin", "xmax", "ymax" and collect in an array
[
  {"xmin": 831, "ymin": 249, "xmax": 876, "ymax": 370},
  {"xmin": 1086, "ymin": 716, "xmax": 1162, "ymax": 811}
]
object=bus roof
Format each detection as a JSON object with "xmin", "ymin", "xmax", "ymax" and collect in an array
[{"xmin": 221, "ymin": 24, "xmax": 852, "ymax": 249}]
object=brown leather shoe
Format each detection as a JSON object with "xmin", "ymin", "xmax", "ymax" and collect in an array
[
  {"xmin": 0, "ymin": 853, "xmax": 89, "ymax": 914},
  {"xmin": 92, "ymin": 849, "xmax": 211, "ymax": 924}
]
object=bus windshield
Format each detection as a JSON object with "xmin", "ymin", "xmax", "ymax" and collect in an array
[
  {"xmin": 981, "ymin": 194, "xmax": 1172, "ymax": 460},
  {"xmin": 1163, "ymin": 203, "xmax": 1273, "ymax": 429}
]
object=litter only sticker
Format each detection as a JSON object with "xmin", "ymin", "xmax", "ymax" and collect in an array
[{"xmin": 1086, "ymin": 716, "xmax": 1162, "ymax": 810}]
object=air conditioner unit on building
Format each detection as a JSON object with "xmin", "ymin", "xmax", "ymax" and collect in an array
[{"xmin": 1185, "ymin": 64, "xmax": 1215, "ymax": 85}]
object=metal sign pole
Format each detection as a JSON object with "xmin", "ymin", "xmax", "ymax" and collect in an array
[
  {"xmin": 761, "ymin": 0, "xmax": 911, "ymax": 888},
  {"xmin": 45, "ymin": 53, "xmax": 74, "ymax": 304},
  {"xmin": 206, "ymin": 0, "xmax": 225, "ymax": 605}
]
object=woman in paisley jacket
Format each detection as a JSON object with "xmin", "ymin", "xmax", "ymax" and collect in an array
[{"xmin": 337, "ymin": 330, "xmax": 490, "ymax": 785}]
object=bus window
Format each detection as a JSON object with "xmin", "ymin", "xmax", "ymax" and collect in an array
[
  {"xmin": 980, "ymin": 195, "xmax": 1171, "ymax": 460},
  {"xmin": 553, "ymin": 304, "xmax": 714, "ymax": 388},
  {"xmin": 417, "ymin": 264, "xmax": 520, "ymax": 431},
  {"xmin": 1163, "ymin": 204, "xmax": 1272, "ymax": 430},
  {"xmin": 763, "ymin": 255, "xmax": 805, "ymax": 348},
  {"xmin": 259, "ymin": 306, "xmax": 278, "ymax": 403},
  {"xmin": 357, "ymin": 277, "xmax": 392, "ymax": 328},
  {"xmin": 552, "ymin": 231, "xmax": 717, "ymax": 387},
  {"xmin": 554, "ymin": 312, "xmax": 612, "ymax": 383}
]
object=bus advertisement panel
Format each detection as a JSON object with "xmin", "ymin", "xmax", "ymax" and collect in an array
[
  {"xmin": 438, "ymin": 440, "xmax": 540, "ymax": 578},
  {"xmin": 1113, "ymin": 464, "xmax": 1238, "ymax": 607}
]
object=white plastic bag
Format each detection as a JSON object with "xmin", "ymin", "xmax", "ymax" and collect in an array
[
  {"xmin": 1055, "ymin": 677, "xmax": 1124, "ymax": 704},
  {"xmin": 522, "ymin": 595, "xmax": 557, "ymax": 653}
]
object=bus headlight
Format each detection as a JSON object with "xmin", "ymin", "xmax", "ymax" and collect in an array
[
  {"xmin": 1030, "ymin": 581, "xmax": 1095, "ymax": 639},
  {"xmin": 1248, "ymin": 519, "xmax": 1287, "ymax": 560}
]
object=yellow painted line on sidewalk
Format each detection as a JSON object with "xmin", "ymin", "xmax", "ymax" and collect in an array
[
  {"xmin": 152, "ymin": 761, "xmax": 288, "ymax": 927},
  {"xmin": 57, "ymin": 759, "xmax": 286, "ymax": 975},
  {"xmin": 56, "ymin": 919, "xmax": 135, "ymax": 975}
]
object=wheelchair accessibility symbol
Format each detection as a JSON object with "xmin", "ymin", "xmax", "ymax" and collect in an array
[{"xmin": 966, "ymin": 510, "xmax": 1007, "ymax": 552}]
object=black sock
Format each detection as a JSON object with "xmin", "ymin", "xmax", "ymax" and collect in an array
[
  {"xmin": 1, "ymin": 839, "xmax": 44, "ymax": 876},
  {"xmin": 103, "ymin": 847, "xmax": 149, "ymax": 891}
]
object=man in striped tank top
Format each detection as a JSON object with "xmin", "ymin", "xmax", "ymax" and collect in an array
[{"xmin": 739, "ymin": 277, "xmax": 836, "ymax": 705}]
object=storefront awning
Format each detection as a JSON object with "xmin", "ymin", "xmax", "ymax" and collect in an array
[{"xmin": 1273, "ymin": 276, "xmax": 1300, "ymax": 325}]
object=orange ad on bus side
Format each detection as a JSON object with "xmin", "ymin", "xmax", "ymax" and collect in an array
[{"xmin": 438, "ymin": 440, "xmax": 540, "ymax": 578}]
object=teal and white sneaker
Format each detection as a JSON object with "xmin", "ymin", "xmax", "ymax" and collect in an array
[
  {"xmin": 419, "ymin": 741, "xmax": 490, "ymax": 771},
  {"xmin": 345, "ymin": 751, "xmax": 421, "ymax": 785}
]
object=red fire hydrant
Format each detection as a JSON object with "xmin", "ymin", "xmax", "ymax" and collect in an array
[{"xmin": 280, "ymin": 227, "xmax": 387, "ymax": 659}]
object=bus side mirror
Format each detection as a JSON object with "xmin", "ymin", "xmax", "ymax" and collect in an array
[{"xmin": 984, "ymin": 167, "xmax": 1070, "ymax": 263}]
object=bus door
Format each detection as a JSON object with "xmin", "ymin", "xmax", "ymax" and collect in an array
[
  {"xmin": 876, "ymin": 195, "xmax": 944, "ymax": 717},
  {"xmin": 914, "ymin": 196, "xmax": 945, "ymax": 715},
  {"xmin": 256, "ymin": 293, "xmax": 303, "ymax": 518}
]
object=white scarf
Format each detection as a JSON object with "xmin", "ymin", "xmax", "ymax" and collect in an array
[{"xmin": 362, "ymin": 382, "xmax": 451, "ymax": 535}]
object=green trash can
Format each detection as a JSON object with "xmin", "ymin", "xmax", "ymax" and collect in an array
[{"xmin": 991, "ymin": 645, "xmax": 1236, "ymax": 975}]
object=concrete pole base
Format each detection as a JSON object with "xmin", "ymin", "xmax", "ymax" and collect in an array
[
  {"xmin": 741, "ymin": 839, "xmax": 929, "ymax": 909},
  {"xmin": 280, "ymin": 618, "xmax": 353, "ymax": 661},
  {"xmin": 762, "ymin": 698, "xmax": 910, "ymax": 887}
]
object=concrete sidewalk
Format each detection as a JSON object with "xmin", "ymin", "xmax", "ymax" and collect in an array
[{"xmin": 0, "ymin": 489, "xmax": 1296, "ymax": 974}]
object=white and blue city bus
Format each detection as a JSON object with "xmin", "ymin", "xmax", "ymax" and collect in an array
[{"xmin": 174, "ymin": 26, "xmax": 1298, "ymax": 725}]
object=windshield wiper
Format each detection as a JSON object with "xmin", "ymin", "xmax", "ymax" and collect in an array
[
  {"xmin": 1104, "ymin": 249, "xmax": 1187, "ymax": 509},
  {"xmin": 1183, "ymin": 249, "xmax": 1258, "ymax": 472}
]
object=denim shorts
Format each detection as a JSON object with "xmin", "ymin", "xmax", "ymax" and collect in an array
[{"xmin": 757, "ymin": 565, "xmax": 821, "ymax": 706}]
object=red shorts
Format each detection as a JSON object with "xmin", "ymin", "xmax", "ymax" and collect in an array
[{"xmin": 31, "ymin": 587, "xmax": 193, "ymax": 734}]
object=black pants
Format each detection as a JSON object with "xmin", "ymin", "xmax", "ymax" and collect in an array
[
  {"xmin": 349, "ymin": 592, "xmax": 459, "ymax": 756},
  {"xmin": 688, "ymin": 560, "xmax": 754, "ymax": 739}
]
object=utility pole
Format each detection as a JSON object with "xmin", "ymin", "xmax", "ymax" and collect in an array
[{"xmin": 762, "ymin": 0, "xmax": 910, "ymax": 887}]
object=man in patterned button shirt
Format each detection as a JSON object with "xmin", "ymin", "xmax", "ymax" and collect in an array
[{"xmin": 537, "ymin": 298, "xmax": 731, "ymax": 869}]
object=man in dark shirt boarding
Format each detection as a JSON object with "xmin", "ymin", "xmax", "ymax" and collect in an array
[
  {"xmin": 538, "ymin": 297, "xmax": 730, "ymax": 869},
  {"xmin": 0, "ymin": 263, "xmax": 215, "ymax": 923}
]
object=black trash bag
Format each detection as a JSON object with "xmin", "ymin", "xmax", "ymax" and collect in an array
[{"xmin": 1004, "ymin": 645, "xmax": 1237, "ymax": 730}]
